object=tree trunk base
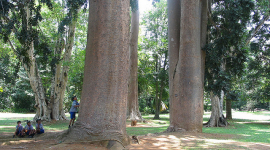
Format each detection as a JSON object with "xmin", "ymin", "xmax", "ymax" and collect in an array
[
  {"xmin": 166, "ymin": 125, "xmax": 187, "ymax": 132},
  {"xmin": 126, "ymin": 110, "xmax": 144, "ymax": 122},
  {"xmin": 203, "ymin": 115, "xmax": 229, "ymax": 127},
  {"xmin": 153, "ymin": 116, "xmax": 160, "ymax": 120},
  {"xmin": 59, "ymin": 121, "xmax": 130, "ymax": 147}
]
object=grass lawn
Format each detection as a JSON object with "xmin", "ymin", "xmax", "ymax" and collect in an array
[{"xmin": 0, "ymin": 111, "xmax": 269, "ymax": 144}]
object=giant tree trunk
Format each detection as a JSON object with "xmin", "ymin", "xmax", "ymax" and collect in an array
[
  {"xmin": 226, "ymin": 99, "xmax": 232, "ymax": 119},
  {"xmin": 168, "ymin": 0, "xmax": 205, "ymax": 132},
  {"xmin": 204, "ymin": 91, "xmax": 228, "ymax": 127},
  {"xmin": 63, "ymin": 0, "xmax": 130, "ymax": 147},
  {"xmin": 51, "ymin": 11, "xmax": 78, "ymax": 121},
  {"xmin": 127, "ymin": 0, "xmax": 143, "ymax": 121}
]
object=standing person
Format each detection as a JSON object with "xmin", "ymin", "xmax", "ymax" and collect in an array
[
  {"xmin": 24, "ymin": 121, "xmax": 35, "ymax": 138},
  {"xmin": 36, "ymin": 119, "xmax": 45, "ymax": 134},
  {"xmin": 13, "ymin": 121, "xmax": 24, "ymax": 138},
  {"xmin": 68, "ymin": 96, "xmax": 80, "ymax": 128}
]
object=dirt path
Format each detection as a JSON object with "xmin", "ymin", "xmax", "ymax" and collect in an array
[{"xmin": 127, "ymin": 132, "xmax": 270, "ymax": 150}]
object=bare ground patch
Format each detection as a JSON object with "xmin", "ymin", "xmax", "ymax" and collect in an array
[{"xmin": 126, "ymin": 132, "xmax": 270, "ymax": 150}]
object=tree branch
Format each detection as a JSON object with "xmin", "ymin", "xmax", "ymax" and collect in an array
[
  {"xmin": 207, "ymin": 9, "xmax": 220, "ymax": 32},
  {"xmin": 245, "ymin": 14, "xmax": 270, "ymax": 47}
]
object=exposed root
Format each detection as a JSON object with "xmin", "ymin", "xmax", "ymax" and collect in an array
[
  {"xmin": 204, "ymin": 115, "xmax": 229, "ymax": 127},
  {"xmin": 57, "ymin": 121, "xmax": 131, "ymax": 148},
  {"xmin": 166, "ymin": 125, "xmax": 186, "ymax": 132}
]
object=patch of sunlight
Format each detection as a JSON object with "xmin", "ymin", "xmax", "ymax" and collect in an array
[
  {"xmin": 153, "ymin": 142, "xmax": 165, "ymax": 147},
  {"xmin": 0, "ymin": 126, "xmax": 13, "ymax": 128},
  {"xmin": 160, "ymin": 147, "xmax": 168, "ymax": 149},
  {"xmin": 238, "ymin": 134, "xmax": 251, "ymax": 137},
  {"xmin": 204, "ymin": 139, "xmax": 235, "ymax": 144},
  {"xmin": 168, "ymin": 135, "xmax": 179, "ymax": 140},
  {"xmin": 156, "ymin": 138, "xmax": 169, "ymax": 141},
  {"xmin": 47, "ymin": 130, "xmax": 64, "ymax": 132},
  {"xmin": 256, "ymin": 130, "xmax": 270, "ymax": 132}
]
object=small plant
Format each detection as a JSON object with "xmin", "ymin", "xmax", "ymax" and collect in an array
[{"xmin": 142, "ymin": 106, "xmax": 152, "ymax": 115}]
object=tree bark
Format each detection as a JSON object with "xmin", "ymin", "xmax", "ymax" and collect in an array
[
  {"xmin": 168, "ymin": 0, "xmax": 204, "ymax": 132},
  {"xmin": 63, "ymin": 0, "xmax": 130, "ymax": 147},
  {"xmin": 168, "ymin": 0, "xmax": 180, "ymax": 129},
  {"xmin": 127, "ymin": 0, "xmax": 143, "ymax": 122},
  {"xmin": 226, "ymin": 99, "xmax": 232, "ymax": 120}
]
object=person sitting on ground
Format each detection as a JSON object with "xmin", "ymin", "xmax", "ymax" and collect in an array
[
  {"xmin": 13, "ymin": 121, "xmax": 24, "ymax": 138},
  {"xmin": 35, "ymin": 119, "xmax": 45, "ymax": 134},
  {"xmin": 24, "ymin": 121, "xmax": 36, "ymax": 138},
  {"xmin": 68, "ymin": 96, "xmax": 80, "ymax": 128}
]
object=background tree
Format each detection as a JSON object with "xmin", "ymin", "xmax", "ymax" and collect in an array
[
  {"xmin": 127, "ymin": 0, "xmax": 144, "ymax": 121},
  {"xmin": 0, "ymin": 0, "xmax": 87, "ymax": 120},
  {"xmin": 204, "ymin": 0, "xmax": 270, "ymax": 126}
]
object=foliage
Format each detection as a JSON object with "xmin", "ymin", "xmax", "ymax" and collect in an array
[
  {"xmin": 138, "ymin": 0, "xmax": 169, "ymax": 115},
  {"xmin": 205, "ymin": 0, "xmax": 256, "ymax": 97}
]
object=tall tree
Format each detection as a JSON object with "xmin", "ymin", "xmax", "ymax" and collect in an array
[
  {"xmin": 167, "ymin": 0, "xmax": 207, "ymax": 132},
  {"xmin": 127, "ymin": 0, "xmax": 144, "ymax": 121},
  {"xmin": 0, "ymin": 0, "xmax": 53, "ymax": 121},
  {"xmin": 0, "ymin": 0, "xmax": 87, "ymax": 121},
  {"xmin": 205, "ymin": 0, "xmax": 270, "ymax": 126},
  {"xmin": 63, "ymin": 0, "xmax": 131, "ymax": 148},
  {"xmin": 50, "ymin": 0, "xmax": 86, "ymax": 120}
]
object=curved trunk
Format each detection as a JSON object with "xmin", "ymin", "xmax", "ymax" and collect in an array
[
  {"xmin": 52, "ymin": 10, "xmax": 79, "ymax": 120},
  {"xmin": 168, "ymin": 0, "xmax": 204, "ymax": 132},
  {"xmin": 8, "ymin": 38, "xmax": 51, "ymax": 121},
  {"xmin": 127, "ymin": 2, "xmax": 143, "ymax": 121},
  {"xmin": 25, "ymin": 5, "xmax": 50, "ymax": 121},
  {"xmin": 64, "ymin": 0, "xmax": 130, "ymax": 147}
]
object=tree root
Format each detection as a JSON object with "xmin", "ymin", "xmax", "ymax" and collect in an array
[
  {"xmin": 56, "ymin": 121, "xmax": 131, "ymax": 149},
  {"xmin": 203, "ymin": 115, "xmax": 229, "ymax": 127},
  {"xmin": 166, "ymin": 125, "xmax": 186, "ymax": 132}
]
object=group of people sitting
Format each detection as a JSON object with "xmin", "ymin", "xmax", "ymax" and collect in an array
[{"xmin": 13, "ymin": 119, "xmax": 45, "ymax": 138}]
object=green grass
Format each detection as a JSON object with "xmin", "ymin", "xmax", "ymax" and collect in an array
[
  {"xmin": 203, "ymin": 119, "xmax": 270, "ymax": 143},
  {"xmin": 0, "ymin": 112, "xmax": 269, "ymax": 144}
]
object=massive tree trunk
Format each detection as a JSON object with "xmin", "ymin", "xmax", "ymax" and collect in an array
[
  {"xmin": 167, "ymin": 0, "xmax": 205, "ymax": 132},
  {"xmin": 63, "ymin": 0, "xmax": 130, "ymax": 148},
  {"xmin": 127, "ymin": 0, "xmax": 143, "ymax": 121},
  {"xmin": 51, "ymin": 11, "xmax": 78, "ymax": 121},
  {"xmin": 226, "ymin": 99, "xmax": 232, "ymax": 119}
]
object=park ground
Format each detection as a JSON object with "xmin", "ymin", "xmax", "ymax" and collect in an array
[{"xmin": 0, "ymin": 111, "xmax": 269, "ymax": 150}]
